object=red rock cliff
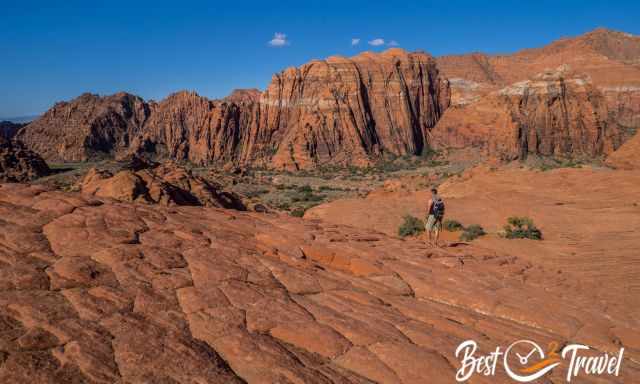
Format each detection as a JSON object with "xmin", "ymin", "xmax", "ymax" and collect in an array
[
  {"xmin": 133, "ymin": 91, "xmax": 259, "ymax": 165},
  {"xmin": 258, "ymin": 49, "xmax": 450, "ymax": 169},
  {"xmin": 432, "ymin": 69, "xmax": 623, "ymax": 159}
]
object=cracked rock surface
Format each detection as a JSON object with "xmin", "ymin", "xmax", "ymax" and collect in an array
[{"xmin": 0, "ymin": 183, "xmax": 638, "ymax": 383}]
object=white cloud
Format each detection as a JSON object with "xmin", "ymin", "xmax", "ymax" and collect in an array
[
  {"xmin": 387, "ymin": 40, "xmax": 399, "ymax": 46},
  {"xmin": 268, "ymin": 32, "xmax": 289, "ymax": 47},
  {"xmin": 368, "ymin": 38, "xmax": 385, "ymax": 46},
  {"xmin": 351, "ymin": 38, "xmax": 361, "ymax": 46}
]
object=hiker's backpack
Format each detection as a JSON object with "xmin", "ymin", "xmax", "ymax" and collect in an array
[{"xmin": 432, "ymin": 198, "xmax": 445, "ymax": 219}]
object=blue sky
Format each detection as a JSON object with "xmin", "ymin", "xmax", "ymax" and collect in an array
[{"xmin": 2, "ymin": 0, "xmax": 639, "ymax": 117}]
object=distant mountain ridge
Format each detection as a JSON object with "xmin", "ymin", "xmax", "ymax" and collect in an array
[
  {"xmin": 16, "ymin": 28, "xmax": 640, "ymax": 168},
  {"xmin": 0, "ymin": 121, "xmax": 25, "ymax": 140},
  {"xmin": 0, "ymin": 115, "xmax": 39, "ymax": 124}
]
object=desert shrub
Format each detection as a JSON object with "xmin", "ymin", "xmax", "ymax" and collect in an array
[
  {"xmin": 538, "ymin": 158, "xmax": 583, "ymax": 172},
  {"xmin": 443, "ymin": 219, "xmax": 464, "ymax": 232},
  {"xmin": 419, "ymin": 148, "xmax": 439, "ymax": 159},
  {"xmin": 460, "ymin": 224, "xmax": 486, "ymax": 241},
  {"xmin": 503, "ymin": 216, "xmax": 542, "ymax": 240},
  {"xmin": 290, "ymin": 189, "xmax": 325, "ymax": 202},
  {"xmin": 398, "ymin": 215, "xmax": 425, "ymax": 237},
  {"xmin": 274, "ymin": 201, "xmax": 290, "ymax": 210},
  {"xmin": 297, "ymin": 185, "xmax": 313, "ymax": 193},
  {"xmin": 290, "ymin": 207, "xmax": 306, "ymax": 217},
  {"xmin": 427, "ymin": 159, "xmax": 448, "ymax": 167},
  {"xmin": 242, "ymin": 188, "xmax": 269, "ymax": 198}
]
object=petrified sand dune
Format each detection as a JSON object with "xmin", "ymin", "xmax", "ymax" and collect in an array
[
  {"xmin": 0, "ymin": 183, "xmax": 638, "ymax": 383},
  {"xmin": 606, "ymin": 131, "xmax": 640, "ymax": 169},
  {"xmin": 437, "ymin": 28, "xmax": 640, "ymax": 93},
  {"xmin": 306, "ymin": 166, "xmax": 640, "ymax": 309}
]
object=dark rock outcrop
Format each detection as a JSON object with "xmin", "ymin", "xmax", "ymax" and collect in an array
[
  {"xmin": 0, "ymin": 137, "xmax": 51, "ymax": 182},
  {"xmin": 16, "ymin": 92, "xmax": 152, "ymax": 162}
]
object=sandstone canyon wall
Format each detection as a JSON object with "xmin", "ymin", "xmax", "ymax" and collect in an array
[
  {"xmin": 132, "ymin": 91, "xmax": 261, "ymax": 166},
  {"xmin": 432, "ymin": 69, "xmax": 622, "ymax": 159},
  {"xmin": 16, "ymin": 29, "xmax": 640, "ymax": 167},
  {"xmin": 260, "ymin": 49, "xmax": 450, "ymax": 169},
  {"xmin": 434, "ymin": 28, "xmax": 640, "ymax": 160}
]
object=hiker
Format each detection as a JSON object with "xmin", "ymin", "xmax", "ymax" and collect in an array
[{"xmin": 426, "ymin": 188, "xmax": 445, "ymax": 246}]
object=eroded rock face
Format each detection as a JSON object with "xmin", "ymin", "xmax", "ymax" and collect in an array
[
  {"xmin": 16, "ymin": 92, "xmax": 152, "ymax": 162},
  {"xmin": 133, "ymin": 91, "xmax": 261, "ymax": 166},
  {"xmin": 434, "ymin": 28, "xmax": 640, "ymax": 158},
  {"xmin": 432, "ymin": 69, "xmax": 622, "ymax": 159},
  {"xmin": 80, "ymin": 161, "xmax": 246, "ymax": 210},
  {"xmin": 0, "ymin": 137, "xmax": 50, "ymax": 182},
  {"xmin": 0, "ymin": 183, "xmax": 638, "ymax": 383},
  {"xmin": 261, "ymin": 48, "xmax": 450, "ymax": 169}
]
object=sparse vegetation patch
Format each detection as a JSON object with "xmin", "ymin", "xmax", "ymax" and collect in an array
[
  {"xmin": 398, "ymin": 215, "xmax": 425, "ymax": 237},
  {"xmin": 460, "ymin": 224, "xmax": 486, "ymax": 241},
  {"xmin": 503, "ymin": 216, "xmax": 542, "ymax": 240},
  {"xmin": 443, "ymin": 219, "xmax": 464, "ymax": 232}
]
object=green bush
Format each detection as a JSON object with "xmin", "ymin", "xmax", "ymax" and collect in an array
[
  {"xmin": 398, "ymin": 215, "xmax": 425, "ymax": 237},
  {"xmin": 443, "ymin": 219, "xmax": 464, "ymax": 232},
  {"xmin": 503, "ymin": 216, "xmax": 542, "ymax": 240},
  {"xmin": 460, "ymin": 224, "xmax": 486, "ymax": 241}
]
